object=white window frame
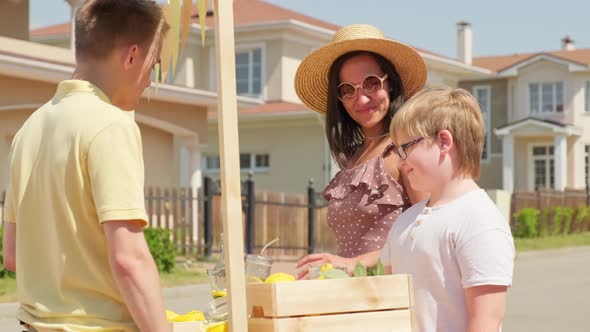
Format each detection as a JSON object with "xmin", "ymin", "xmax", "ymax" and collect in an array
[
  {"xmin": 209, "ymin": 42, "xmax": 266, "ymax": 100},
  {"xmin": 528, "ymin": 144, "xmax": 555, "ymax": 191},
  {"xmin": 584, "ymin": 80, "xmax": 590, "ymax": 113},
  {"xmin": 204, "ymin": 153, "xmax": 270, "ymax": 173},
  {"xmin": 528, "ymin": 81, "xmax": 564, "ymax": 114},
  {"xmin": 473, "ymin": 85, "xmax": 491, "ymax": 162}
]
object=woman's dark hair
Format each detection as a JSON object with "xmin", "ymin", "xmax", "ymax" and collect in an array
[{"xmin": 325, "ymin": 51, "xmax": 405, "ymax": 169}]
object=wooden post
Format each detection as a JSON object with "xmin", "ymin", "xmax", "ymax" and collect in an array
[
  {"xmin": 213, "ymin": 0, "xmax": 248, "ymax": 330},
  {"xmin": 307, "ymin": 179, "xmax": 316, "ymax": 255}
]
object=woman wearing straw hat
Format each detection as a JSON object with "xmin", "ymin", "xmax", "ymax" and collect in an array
[{"xmin": 295, "ymin": 24, "xmax": 429, "ymax": 278}]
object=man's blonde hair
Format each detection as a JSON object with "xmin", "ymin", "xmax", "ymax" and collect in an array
[
  {"xmin": 75, "ymin": 0, "xmax": 169, "ymax": 60},
  {"xmin": 390, "ymin": 86, "xmax": 484, "ymax": 179}
]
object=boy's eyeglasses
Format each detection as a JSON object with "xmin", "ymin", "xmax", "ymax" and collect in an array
[
  {"xmin": 395, "ymin": 137, "xmax": 424, "ymax": 160},
  {"xmin": 337, "ymin": 74, "xmax": 389, "ymax": 102}
]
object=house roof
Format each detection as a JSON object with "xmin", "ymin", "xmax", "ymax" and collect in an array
[
  {"xmin": 30, "ymin": 22, "xmax": 70, "ymax": 38},
  {"xmin": 208, "ymin": 101, "xmax": 312, "ymax": 120},
  {"xmin": 494, "ymin": 117, "xmax": 582, "ymax": 137},
  {"xmin": 473, "ymin": 48, "xmax": 590, "ymax": 72},
  {"xmin": 30, "ymin": 0, "xmax": 340, "ymax": 38},
  {"xmin": 198, "ymin": 0, "xmax": 340, "ymax": 31}
]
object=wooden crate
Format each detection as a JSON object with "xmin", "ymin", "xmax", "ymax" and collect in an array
[{"xmin": 246, "ymin": 274, "xmax": 415, "ymax": 332}]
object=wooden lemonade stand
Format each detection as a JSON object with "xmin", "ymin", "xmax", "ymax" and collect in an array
[{"xmin": 166, "ymin": 1, "xmax": 416, "ymax": 331}]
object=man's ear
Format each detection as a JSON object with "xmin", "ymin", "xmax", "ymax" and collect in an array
[
  {"xmin": 437, "ymin": 129, "xmax": 454, "ymax": 155},
  {"xmin": 123, "ymin": 45, "xmax": 140, "ymax": 70}
]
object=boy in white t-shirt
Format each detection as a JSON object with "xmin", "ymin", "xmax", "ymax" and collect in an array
[{"xmin": 382, "ymin": 87, "xmax": 515, "ymax": 332}]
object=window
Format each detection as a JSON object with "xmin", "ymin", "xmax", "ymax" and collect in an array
[
  {"xmin": 585, "ymin": 81, "xmax": 590, "ymax": 113},
  {"xmin": 205, "ymin": 156, "xmax": 221, "ymax": 171},
  {"xmin": 474, "ymin": 86, "xmax": 491, "ymax": 161},
  {"xmin": 235, "ymin": 48, "xmax": 262, "ymax": 97},
  {"xmin": 210, "ymin": 46, "xmax": 264, "ymax": 98},
  {"xmin": 532, "ymin": 146, "xmax": 555, "ymax": 189},
  {"xmin": 205, "ymin": 153, "xmax": 270, "ymax": 172},
  {"xmin": 529, "ymin": 82, "xmax": 564, "ymax": 113},
  {"xmin": 585, "ymin": 145, "xmax": 589, "ymax": 187}
]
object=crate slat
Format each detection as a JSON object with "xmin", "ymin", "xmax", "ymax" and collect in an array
[
  {"xmin": 248, "ymin": 308, "xmax": 412, "ymax": 332},
  {"xmin": 247, "ymin": 274, "xmax": 413, "ymax": 318}
]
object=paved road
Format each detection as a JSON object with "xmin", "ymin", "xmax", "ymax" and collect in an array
[
  {"xmin": 503, "ymin": 246, "xmax": 590, "ymax": 331},
  {"xmin": 0, "ymin": 247, "xmax": 588, "ymax": 331}
]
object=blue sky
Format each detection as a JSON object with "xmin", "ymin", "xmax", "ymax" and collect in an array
[{"xmin": 30, "ymin": 0, "xmax": 589, "ymax": 59}]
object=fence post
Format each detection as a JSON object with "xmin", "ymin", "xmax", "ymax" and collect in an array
[
  {"xmin": 246, "ymin": 172, "xmax": 255, "ymax": 254},
  {"xmin": 536, "ymin": 188, "xmax": 542, "ymax": 211},
  {"xmin": 203, "ymin": 176, "xmax": 213, "ymax": 257},
  {"xmin": 307, "ymin": 178, "xmax": 316, "ymax": 255}
]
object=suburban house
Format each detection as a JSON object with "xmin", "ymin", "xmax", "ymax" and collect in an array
[
  {"xmin": 7, "ymin": 0, "xmax": 588, "ymax": 197},
  {"xmin": 463, "ymin": 36, "xmax": 590, "ymax": 192},
  {"xmin": 25, "ymin": 0, "xmax": 493, "ymax": 195},
  {"xmin": 0, "ymin": 0, "xmax": 260, "ymax": 198}
]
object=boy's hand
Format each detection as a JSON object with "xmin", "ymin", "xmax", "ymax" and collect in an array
[{"xmin": 465, "ymin": 285, "xmax": 508, "ymax": 332}]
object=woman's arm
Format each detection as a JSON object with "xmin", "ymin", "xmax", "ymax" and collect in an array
[{"xmin": 295, "ymin": 250, "xmax": 382, "ymax": 279}]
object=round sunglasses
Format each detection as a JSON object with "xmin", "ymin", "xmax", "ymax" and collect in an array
[{"xmin": 337, "ymin": 74, "xmax": 389, "ymax": 102}]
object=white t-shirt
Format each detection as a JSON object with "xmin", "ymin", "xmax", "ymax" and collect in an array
[{"xmin": 380, "ymin": 189, "xmax": 515, "ymax": 332}]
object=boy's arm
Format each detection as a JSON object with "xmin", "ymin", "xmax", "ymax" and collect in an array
[
  {"xmin": 464, "ymin": 285, "xmax": 508, "ymax": 332},
  {"xmin": 103, "ymin": 220, "xmax": 169, "ymax": 332},
  {"xmin": 2, "ymin": 222, "xmax": 16, "ymax": 272}
]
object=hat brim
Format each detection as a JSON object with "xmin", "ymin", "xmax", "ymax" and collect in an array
[{"xmin": 295, "ymin": 38, "xmax": 427, "ymax": 114}]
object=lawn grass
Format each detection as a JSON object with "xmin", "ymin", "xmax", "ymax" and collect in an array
[
  {"xmin": 0, "ymin": 263, "xmax": 211, "ymax": 303},
  {"xmin": 514, "ymin": 232, "xmax": 590, "ymax": 251}
]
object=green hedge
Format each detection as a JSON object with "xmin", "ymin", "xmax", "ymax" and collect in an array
[
  {"xmin": 0, "ymin": 226, "xmax": 175, "ymax": 278},
  {"xmin": 144, "ymin": 227, "xmax": 175, "ymax": 273},
  {"xmin": 513, "ymin": 206, "xmax": 590, "ymax": 238},
  {"xmin": 513, "ymin": 208, "xmax": 538, "ymax": 238},
  {"xmin": 0, "ymin": 228, "xmax": 15, "ymax": 278}
]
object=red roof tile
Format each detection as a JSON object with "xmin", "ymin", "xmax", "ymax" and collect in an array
[
  {"xmin": 31, "ymin": 0, "xmax": 339, "ymax": 37},
  {"xmin": 473, "ymin": 48, "xmax": 590, "ymax": 72},
  {"xmin": 208, "ymin": 101, "xmax": 309, "ymax": 119}
]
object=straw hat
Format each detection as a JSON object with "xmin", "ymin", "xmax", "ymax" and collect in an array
[{"xmin": 295, "ymin": 24, "xmax": 427, "ymax": 114}]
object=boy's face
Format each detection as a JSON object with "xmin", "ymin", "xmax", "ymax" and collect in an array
[{"xmin": 396, "ymin": 131, "xmax": 440, "ymax": 193}]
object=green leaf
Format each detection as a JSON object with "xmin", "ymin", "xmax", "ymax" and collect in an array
[
  {"xmin": 372, "ymin": 259, "xmax": 385, "ymax": 276},
  {"xmin": 353, "ymin": 262, "xmax": 367, "ymax": 277},
  {"xmin": 321, "ymin": 268, "xmax": 349, "ymax": 279}
]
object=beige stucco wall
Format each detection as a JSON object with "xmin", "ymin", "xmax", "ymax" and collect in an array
[
  {"xmin": 0, "ymin": 74, "xmax": 209, "ymax": 191},
  {"xmin": 136, "ymin": 99, "xmax": 208, "ymax": 143},
  {"xmin": 139, "ymin": 123, "xmax": 174, "ymax": 187},
  {"xmin": 204, "ymin": 117, "xmax": 327, "ymax": 194},
  {"xmin": 513, "ymin": 60, "xmax": 574, "ymax": 124},
  {"xmin": 458, "ymin": 79, "xmax": 509, "ymax": 190},
  {"xmin": 0, "ymin": 0, "xmax": 29, "ymax": 41}
]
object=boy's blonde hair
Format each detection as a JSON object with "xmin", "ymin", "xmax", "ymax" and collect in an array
[{"xmin": 390, "ymin": 86, "xmax": 484, "ymax": 179}]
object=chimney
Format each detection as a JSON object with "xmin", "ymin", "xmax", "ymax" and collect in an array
[
  {"xmin": 561, "ymin": 36, "xmax": 575, "ymax": 51},
  {"xmin": 457, "ymin": 21, "xmax": 472, "ymax": 65}
]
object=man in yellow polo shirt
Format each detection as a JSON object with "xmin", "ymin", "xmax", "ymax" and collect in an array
[{"xmin": 2, "ymin": 1, "xmax": 171, "ymax": 331}]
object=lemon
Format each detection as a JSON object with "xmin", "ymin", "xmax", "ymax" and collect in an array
[
  {"xmin": 171, "ymin": 310, "xmax": 206, "ymax": 322},
  {"xmin": 211, "ymin": 290, "xmax": 227, "ymax": 298},
  {"xmin": 264, "ymin": 272, "xmax": 295, "ymax": 283},
  {"xmin": 206, "ymin": 321, "xmax": 228, "ymax": 332},
  {"xmin": 320, "ymin": 263, "xmax": 334, "ymax": 273},
  {"xmin": 165, "ymin": 309, "xmax": 179, "ymax": 321},
  {"xmin": 246, "ymin": 275, "xmax": 264, "ymax": 283}
]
